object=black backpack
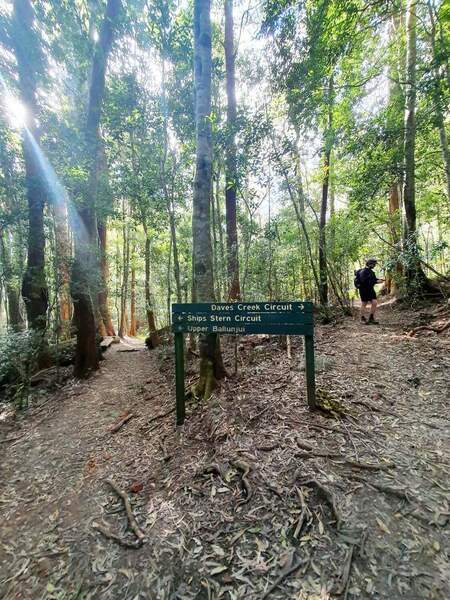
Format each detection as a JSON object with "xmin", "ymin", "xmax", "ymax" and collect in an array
[{"xmin": 354, "ymin": 269, "xmax": 362, "ymax": 289}]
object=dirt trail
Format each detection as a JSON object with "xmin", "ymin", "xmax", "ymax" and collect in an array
[{"xmin": 0, "ymin": 306, "xmax": 449, "ymax": 600}]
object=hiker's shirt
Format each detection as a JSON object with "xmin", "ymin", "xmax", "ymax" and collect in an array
[{"xmin": 358, "ymin": 267, "xmax": 377, "ymax": 301}]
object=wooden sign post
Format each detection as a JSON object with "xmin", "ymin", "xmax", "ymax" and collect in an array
[{"xmin": 172, "ymin": 301, "xmax": 315, "ymax": 425}]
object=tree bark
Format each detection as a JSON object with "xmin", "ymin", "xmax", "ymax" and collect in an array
[
  {"xmin": 224, "ymin": 0, "xmax": 241, "ymax": 301},
  {"xmin": 71, "ymin": 0, "xmax": 121, "ymax": 377},
  {"xmin": 192, "ymin": 0, "xmax": 225, "ymax": 399},
  {"xmin": 427, "ymin": 2, "xmax": 450, "ymax": 204},
  {"xmin": 0, "ymin": 229, "xmax": 24, "ymax": 332},
  {"xmin": 12, "ymin": 0, "xmax": 49, "ymax": 342},
  {"xmin": 318, "ymin": 76, "xmax": 333, "ymax": 307},
  {"xmin": 97, "ymin": 220, "xmax": 116, "ymax": 336},
  {"xmin": 53, "ymin": 197, "xmax": 71, "ymax": 337},
  {"xmin": 118, "ymin": 202, "xmax": 130, "ymax": 339},
  {"xmin": 144, "ymin": 231, "xmax": 158, "ymax": 338},
  {"xmin": 129, "ymin": 249, "xmax": 136, "ymax": 337},
  {"xmin": 403, "ymin": 0, "xmax": 429, "ymax": 291}
]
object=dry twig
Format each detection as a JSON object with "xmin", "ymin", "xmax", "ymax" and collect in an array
[
  {"xmin": 261, "ymin": 557, "xmax": 308, "ymax": 599},
  {"xmin": 109, "ymin": 412, "xmax": 134, "ymax": 433},
  {"xmin": 104, "ymin": 479, "xmax": 145, "ymax": 543}
]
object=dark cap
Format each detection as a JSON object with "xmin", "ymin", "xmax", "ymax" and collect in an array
[{"xmin": 366, "ymin": 258, "xmax": 377, "ymax": 267}]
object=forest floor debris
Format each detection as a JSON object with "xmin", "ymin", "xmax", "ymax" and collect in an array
[{"xmin": 0, "ymin": 302, "xmax": 449, "ymax": 599}]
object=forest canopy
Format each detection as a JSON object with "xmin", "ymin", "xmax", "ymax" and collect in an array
[{"xmin": 0, "ymin": 0, "xmax": 448, "ymax": 393}]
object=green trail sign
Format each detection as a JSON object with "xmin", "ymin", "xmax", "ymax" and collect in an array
[{"xmin": 172, "ymin": 301, "xmax": 316, "ymax": 425}]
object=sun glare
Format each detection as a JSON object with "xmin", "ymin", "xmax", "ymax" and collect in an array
[{"xmin": 3, "ymin": 94, "xmax": 28, "ymax": 129}]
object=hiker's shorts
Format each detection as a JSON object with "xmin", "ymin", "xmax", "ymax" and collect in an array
[{"xmin": 359, "ymin": 287, "xmax": 377, "ymax": 302}]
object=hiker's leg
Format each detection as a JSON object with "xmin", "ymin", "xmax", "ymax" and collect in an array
[
  {"xmin": 370, "ymin": 299, "xmax": 377, "ymax": 317},
  {"xmin": 360, "ymin": 301, "xmax": 368, "ymax": 321}
]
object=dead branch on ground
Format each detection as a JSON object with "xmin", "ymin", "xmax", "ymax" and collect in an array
[
  {"xmin": 104, "ymin": 479, "xmax": 145, "ymax": 544},
  {"xmin": 109, "ymin": 412, "xmax": 134, "ymax": 433}
]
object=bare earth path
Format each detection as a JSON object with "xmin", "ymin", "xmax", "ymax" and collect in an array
[{"xmin": 0, "ymin": 305, "xmax": 449, "ymax": 600}]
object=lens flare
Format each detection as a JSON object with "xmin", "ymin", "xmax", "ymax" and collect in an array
[{"xmin": 5, "ymin": 94, "xmax": 28, "ymax": 128}]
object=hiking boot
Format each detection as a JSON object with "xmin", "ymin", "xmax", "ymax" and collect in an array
[
  {"xmin": 360, "ymin": 315, "xmax": 366, "ymax": 323},
  {"xmin": 367, "ymin": 315, "xmax": 379, "ymax": 325}
]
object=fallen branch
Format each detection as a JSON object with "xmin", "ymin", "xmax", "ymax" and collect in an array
[
  {"xmin": 146, "ymin": 406, "xmax": 176, "ymax": 425},
  {"xmin": 104, "ymin": 479, "xmax": 145, "ymax": 544},
  {"xmin": 261, "ymin": 557, "xmax": 308, "ymax": 599},
  {"xmin": 92, "ymin": 522, "xmax": 142, "ymax": 549},
  {"xmin": 293, "ymin": 488, "xmax": 308, "ymax": 539},
  {"xmin": 300, "ymin": 478, "xmax": 342, "ymax": 527},
  {"xmin": 407, "ymin": 320, "xmax": 450, "ymax": 337},
  {"xmin": 109, "ymin": 412, "xmax": 134, "ymax": 434}
]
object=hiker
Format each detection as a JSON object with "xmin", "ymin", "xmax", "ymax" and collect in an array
[{"xmin": 354, "ymin": 259, "xmax": 384, "ymax": 324}]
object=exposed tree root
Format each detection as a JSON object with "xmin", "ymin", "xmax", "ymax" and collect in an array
[
  {"xmin": 295, "ymin": 440, "xmax": 395, "ymax": 471},
  {"xmin": 231, "ymin": 460, "xmax": 252, "ymax": 503},
  {"xmin": 349, "ymin": 474, "xmax": 411, "ymax": 501},
  {"xmin": 104, "ymin": 479, "xmax": 145, "ymax": 544},
  {"xmin": 261, "ymin": 556, "xmax": 308, "ymax": 600},
  {"xmin": 300, "ymin": 478, "xmax": 342, "ymax": 527},
  {"xmin": 92, "ymin": 522, "xmax": 142, "ymax": 549},
  {"xmin": 407, "ymin": 319, "xmax": 450, "ymax": 337},
  {"xmin": 333, "ymin": 544, "xmax": 355, "ymax": 599}
]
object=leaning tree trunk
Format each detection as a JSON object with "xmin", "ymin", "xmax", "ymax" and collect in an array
[
  {"xmin": 192, "ymin": 0, "xmax": 225, "ymax": 400},
  {"xmin": 224, "ymin": 0, "xmax": 241, "ymax": 301},
  {"xmin": 71, "ymin": 0, "xmax": 122, "ymax": 377},
  {"xmin": 403, "ymin": 0, "xmax": 429, "ymax": 293},
  {"xmin": 12, "ymin": 0, "xmax": 49, "ymax": 356}
]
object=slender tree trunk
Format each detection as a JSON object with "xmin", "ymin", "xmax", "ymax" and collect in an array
[
  {"xmin": 71, "ymin": 0, "xmax": 121, "ymax": 377},
  {"xmin": 143, "ymin": 229, "xmax": 159, "ymax": 341},
  {"xmin": 427, "ymin": 3, "xmax": 450, "ymax": 203},
  {"xmin": 12, "ymin": 0, "xmax": 49, "ymax": 347},
  {"xmin": 224, "ymin": 0, "xmax": 241, "ymax": 301},
  {"xmin": 0, "ymin": 229, "xmax": 24, "ymax": 332},
  {"xmin": 403, "ymin": 0, "xmax": 429, "ymax": 291},
  {"xmin": 53, "ymin": 197, "xmax": 71, "ymax": 337},
  {"xmin": 193, "ymin": 0, "xmax": 225, "ymax": 400},
  {"xmin": 318, "ymin": 77, "xmax": 333, "ymax": 307},
  {"xmin": 97, "ymin": 220, "xmax": 116, "ymax": 335},
  {"xmin": 118, "ymin": 203, "xmax": 130, "ymax": 338},
  {"xmin": 129, "ymin": 258, "xmax": 136, "ymax": 337}
]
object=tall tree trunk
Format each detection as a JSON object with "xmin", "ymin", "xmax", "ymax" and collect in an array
[
  {"xmin": 318, "ymin": 77, "xmax": 333, "ymax": 307},
  {"xmin": 192, "ymin": 0, "xmax": 225, "ymax": 400},
  {"xmin": 144, "ymin": 229, "xmax": 158, "ymax": 339},
  {"xmin": 0, "ymin": 229, "xmax": 24, "ymax": 332},
  {"xmin": 71, "ymin": 0, "xmax": 121, "ymax": 377},
  {"xmin": 403, "ymin": 0, "xmax": 429, "ymax": 292},
  {"xmin": 427, "ymin": 2, "xmax": 450, "ymax": 204},
  {"xmin": 224, "ymin": 0, "xmax": 241, "ymax": 301},
  {"xmin": 385, "ymin": 14, "xmax": 404, "ymax": 296},
  {"xmin": 12, "ymin": 0, "xmax": 49, "ymax": 345},
  {"xmin": 118, "ymin": 203, "xmax": 130, "ymax": 339},
  {"xmin": 129, "ymin": 260, "xmax": 136, "ymax": 337},
  {"xmin": 53, "ymin": 197, "xmax": 71, "ymax": 337},
  {"xmin": 97, "ymin": 220, "xmax": 116, "ymax": 336}
]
